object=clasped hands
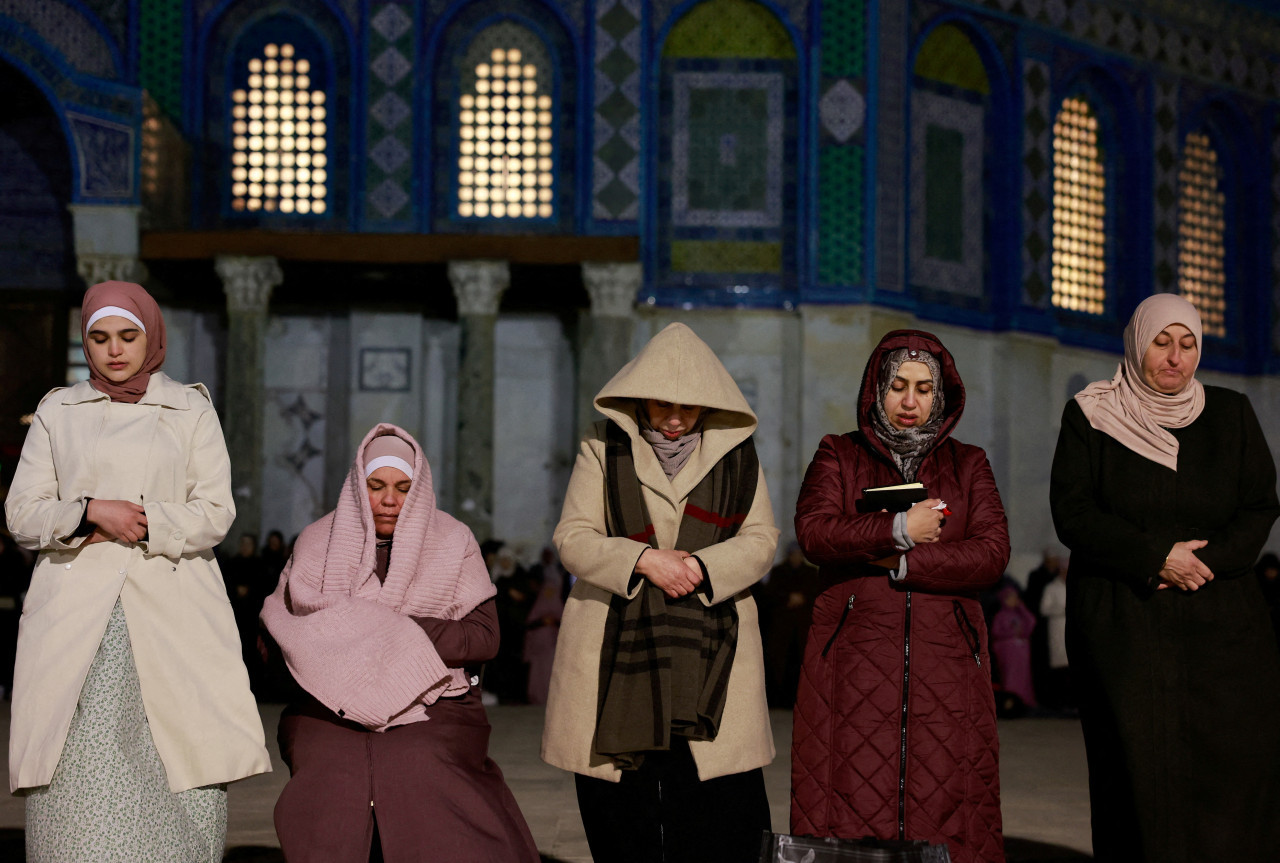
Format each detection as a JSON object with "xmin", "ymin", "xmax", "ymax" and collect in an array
[
  {"xmin": 636, "ymin": 548, "xmax": 703, "ymax": 598},
  {"xmin": 871, "ymin": 498, "xmax": 945, "ymax": 569},
  {"xmin": 1157, "ymin": 539, "xmax": 1214, "ymax": 591},
  {"xmin": 83, "ymin": 499, "xmax": 148, "ymax": 546}
]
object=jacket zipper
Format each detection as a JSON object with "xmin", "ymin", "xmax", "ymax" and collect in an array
[
  {"xmin": 898, "ymin": 590, "xmax": 912, "ymax": 840},
  {"xmin": 821, "ymin": 593, "xmax": 856, "ymax": 657},
  {"xmin": 952, "ymin": 600, "xmax": 982, "ymax": 667}
]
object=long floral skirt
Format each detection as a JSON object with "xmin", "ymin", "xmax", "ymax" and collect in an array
[{"xmin": 24, "ymin": 600, "xmax": 227, "ymax": 862}]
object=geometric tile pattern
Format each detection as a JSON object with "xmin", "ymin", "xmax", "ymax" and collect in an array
[
  {"xmin": 655, "ymin": 0, "xmax": 811, "ymax": 40},
  {"xmin": 1021, "ymin": 58, "xmax": 1052, "ymax": 308},
  {"xmin": 0, "ymin": 0, "xmax": 118, "ymax": 78},
  {"xmin": 1151, "ymin": 77, "xmax": 1179, "ymax": 294},
  {"xmin": 364, "ymin": 1, "xmax": 417, "ymax": 226},
  {"xmin": 670, "ymin": 71, "xmax": 783, "ymax": 228},
  {"xmin": 592, "ymin": 0, "xmax": 642, "ymax": 222},
  {"xmin": 818, "ymin": 145, "xmax": 864, "ymax": 286},
  {"xmin": 820, "ymin": 79, "xmax": 865, "ymax": 144},
  {"xmin": 978, "ymin": 0, "xmax": 1280, "ymax": 98},
  {"xmin": 874, "ymin": 0, "xmax": 909, "ymax": 294},
  {"xmin": 140, "ymin": 0, "xmax": 185, "ymax": 119},
  {"xmin": 909, "ymin": 90, "xmax": 984, "ymax": 298},
  {"xmin": 817, "ymin": 0, "xmax": 867, "ymax": 289},
  {"xmin": 68, "ymin": 112, "xmax": 135, "ymax": 199}
]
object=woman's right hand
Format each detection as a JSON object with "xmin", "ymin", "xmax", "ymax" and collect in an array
[
  {"xmin": 86, "ymin": 499, "xmax": 148, "ymax": 544},
  {"xmin": 1158, "ymin": 540, "xmax": 1214, "ymax": 591},
  {"xmin": 635, "ymin": 548, "xmax": 702, "ymax": 598},
  {"xmin": 905, "ymin": 499, "xmax": 945, "ymax": 544}
]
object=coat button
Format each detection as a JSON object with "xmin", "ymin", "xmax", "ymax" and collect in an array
[
  {"xmin": 64, "ymin": 563, "xmax": 72, "ymax": 570},
  {"xmin": 118, "ymin": 568, "xmax": 127, "ymax": 575}
]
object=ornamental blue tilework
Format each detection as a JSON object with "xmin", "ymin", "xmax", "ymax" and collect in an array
[
  {"xmin": 978, "ymin": 0, "xmax": 1280, "ymax": 97},
  {"xmin": 0, "ymin": 0, "xmax": 118, "ymax": 79},
  {"xmin": 1021, "ymin": 57, "xmax": 1052, "ymax": 307},
  {"xmin": 592, "ymin": 0, "xmax": 642, "ymax": 223},
  {"xmin": 69, "ymin": 113, "xmax": 134, "ymax": 199},
  {"xmin": 1151, "ymin": 76, "xmax": 1179, "ymax": 294},
  {"xmin": 365, "ymin": 1, "xmax": 416, "ymax": 227}
]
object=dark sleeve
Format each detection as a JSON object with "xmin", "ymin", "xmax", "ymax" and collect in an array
[
  {"xmin": 1049, "ymin": 400, "xmax": 1167, "ymax": 591},
  {"xmin": 895, "ymin": 446, "xmax": 1010, "ymax": 594},
  {"xmin": 1194, "ymin": 395, "xmax": 1280, "ymax": 579},
  {"xmin": 413, "ymin": 598, "xmax": 500, "ymax": 666},
  {"xmin": 794, "ymin": 434, "xmax": 900, "ymax": 566}
]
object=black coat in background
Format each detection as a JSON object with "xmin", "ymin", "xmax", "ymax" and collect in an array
[{"xmin": 1051, "ymin": 386, "xmax": 1280, "ymax": 863}]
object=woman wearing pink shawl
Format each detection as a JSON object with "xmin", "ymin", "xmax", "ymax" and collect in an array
[
  {"xmin": 1051, "ymin": 294, "xmax": 1280, "ymax": 862},
  {"xmin": 261, "ymin": 423, "xmax": 538, "ymax": 863}
]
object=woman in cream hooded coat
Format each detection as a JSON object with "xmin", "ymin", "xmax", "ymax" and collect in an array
[
  {"xmin": 544, "ymin": 322, "xmax": 779, "ymax": 863},
  {"xmin": 5, "ymin": 281, "xmax": 269, "ymax": 862}
]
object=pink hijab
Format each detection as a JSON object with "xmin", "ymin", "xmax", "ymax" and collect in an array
[
  {"xmin": 82, "ymin": 281, "xmax": 167, "ymax": 403},
  {"xmin": 1074, "ymin": 293, "xmax": 1206, "ymax": 471}
]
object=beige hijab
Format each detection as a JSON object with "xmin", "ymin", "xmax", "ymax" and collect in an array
[{"xmin": 1074, "ymin": 293, "xmax": 1206, "ymax": 471}]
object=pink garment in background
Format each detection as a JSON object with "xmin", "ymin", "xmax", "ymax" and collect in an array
[
  {"xmin": 523, "ymin": 562, "xmax": 565, "ymax": 705},
  {"xmin": 991, "ymin": 599, "xmax": 1038, "ymax": 707}
]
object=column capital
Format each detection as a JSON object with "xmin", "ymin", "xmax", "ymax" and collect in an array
[
  {"xmin": 216, "ymin": 255, "xmax": 282, "ymax": 313},
  {"xmin": 76, "ymin": 253, "xmax": 145, "ymax": 287},
  {"xmin": 448, "ymin": 260, "xmax": 509, "ymax": 316},
  {"xmin": 581, "ymin": 261, "xmax": 641, "ymax": 318}
]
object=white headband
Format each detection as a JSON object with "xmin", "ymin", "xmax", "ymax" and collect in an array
[
  {"xmin": 86, "ymin": 306, "xmax": 146, "ymax": 334},
  {"xmin": 364, "ymin": 455, "xmax": 414, "ymax": 480}
]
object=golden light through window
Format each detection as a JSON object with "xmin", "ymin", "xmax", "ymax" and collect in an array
[
  {"xmin": 1051, "ymin": 97, "xmax": 1107, "ymax": 315},
  {"xmin": 1177, "ymin": 132, "xmax": 1227, "ymax": 337},
  {"xmin": 456, "ymin": 48, "xmax": 554, "ymax": 219},
  {"xmin": 230, "ymin": 43, "xmax": 328, "ymax": 214}
]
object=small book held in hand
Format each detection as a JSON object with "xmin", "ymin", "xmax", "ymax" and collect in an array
[{"xmin": 856, "ymin": 482, "xmax": 927, "ymax": 513}]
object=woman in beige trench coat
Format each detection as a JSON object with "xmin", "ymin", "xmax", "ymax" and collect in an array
[
  {"xmin": 5, "ymin": 281, "xmax": 270, "ymax": 862},
  {"xmin": 543, "ymin": 322, "xmax": 779, "ymax": 863}
]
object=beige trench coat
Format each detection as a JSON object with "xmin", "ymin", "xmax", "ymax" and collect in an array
[
  {"xmin": 542, "ymin": 323, "xmax": 780, "ymax": 782},
  {"xmin": 5, "ymin": 373, "xmax": 271, "ymax": 793}
]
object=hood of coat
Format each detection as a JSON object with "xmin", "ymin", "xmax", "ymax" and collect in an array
[
  {"xmin": 856, "ymin": 329, "xmax": 966, "ymax": 464},
  {"xmin": 595, "ymin": 322, "xmax": 757, "ymax": 439}
]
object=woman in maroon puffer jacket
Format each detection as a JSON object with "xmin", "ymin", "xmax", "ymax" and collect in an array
[{"xmin": 791, "ymin": 329, "xmax": 1010, "ymax": 863}]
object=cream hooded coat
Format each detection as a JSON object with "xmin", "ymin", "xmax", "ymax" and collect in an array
[
  {"xmin": 542, "ymin": 323, "xmax": 780, "ymax": 782},
  {"xmin": 5, "ymin": 373, "xmax": 271, "ymax": 793}
]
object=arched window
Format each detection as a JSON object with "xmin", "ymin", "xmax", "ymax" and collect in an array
[
  {"xmin": 1176, "ymin": 130, "xmax": 1227, "ymax": 337},
  {"xmin": 909, "ymin": 23, "xmax": 991, "ymax": 301},
  {"xmin": 454, "ymin": 22, "xmax": 555, "ymax": 220},
  {"xmin": 229, "ymin": 41, "xmax": 329, "ymax": 215},
  {"xmin": 1051, "ymin": 96, "xmax": 1107, "ymax": 315}
]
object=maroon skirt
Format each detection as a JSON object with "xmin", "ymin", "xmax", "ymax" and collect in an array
[{"xmin": 275, "ymin": 692, "xmax": 539, "ymax": 862}]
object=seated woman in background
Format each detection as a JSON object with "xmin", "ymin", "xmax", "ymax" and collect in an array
[{"xmin": 261, "ymin": 424, "xmax": 539, "ymax": 863}]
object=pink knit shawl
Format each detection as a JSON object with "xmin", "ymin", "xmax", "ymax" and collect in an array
[{"xmin": 260, "ymin": 423, "xmax": 495, "ymax": 730}]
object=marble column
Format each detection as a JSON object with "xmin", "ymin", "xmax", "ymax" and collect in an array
[
  {"xmin": 75, "ymin": 253, "xmax": 145, "ymax": 286},
  {"xmin": 448, "ymin": 259, "xmax": 509, "ymax": 542},
  {"xmin": 215, "ymin": 255, "xmax": 283, "ymax": 548},
  {"xmin": 69, "ymin": 204, "xmax": 145, "ymax": 288},
  {"xmin": 578, "ymin": 262, "xmax": 639, "ymax": 434}
]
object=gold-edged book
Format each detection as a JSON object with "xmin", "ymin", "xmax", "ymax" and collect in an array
[{"xmin": 855, "ymin": 481, "xmax": 927, "ymax": 513}]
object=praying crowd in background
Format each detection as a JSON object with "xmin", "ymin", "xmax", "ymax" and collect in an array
[{"xmin": 4, "ymin": 516, "xmax": 1280, "ymax": 714}]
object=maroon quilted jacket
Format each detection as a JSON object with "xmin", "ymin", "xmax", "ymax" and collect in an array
[{"xmin": 791, "ymin": 330, "xmax": 1010, "ymax": 863}]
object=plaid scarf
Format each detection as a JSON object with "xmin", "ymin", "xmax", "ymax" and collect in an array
[{"xmin": 592, "ymin": 420, "xmax": 758, "ymax": 769}]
